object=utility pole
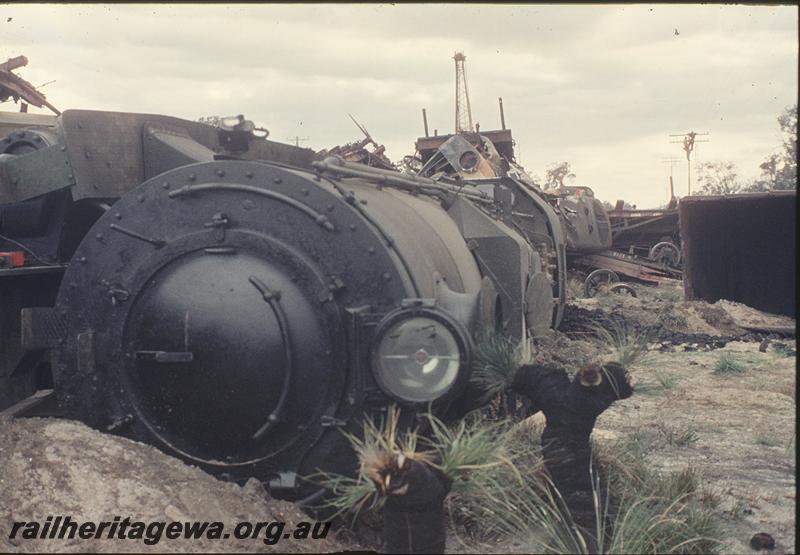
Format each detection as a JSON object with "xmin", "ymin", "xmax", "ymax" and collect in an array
[
  {"xmin": 661, "ymin": 157, "xmax": 679, "ymax": 202},
  {"xmin": 286, "ymin": 136, "xmax": 309, "ymax": 147},
  {"xmin": 669, "ymin": 131, "xmax": 709, "ymax": 195},
  {"xmin": 453, "ymin": 52, "xmax": 474, "ymax": 134}
]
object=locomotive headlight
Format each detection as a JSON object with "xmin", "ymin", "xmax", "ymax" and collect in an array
[
  {"xmin": 220, "ymin": 115, "xmax": 244, "ymax": 129},
  {"xmin": 371, "ymin": 308, "xmax": 471, "ymax": 403}
]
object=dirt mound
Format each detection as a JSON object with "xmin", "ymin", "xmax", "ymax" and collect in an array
[
  {"xmin": 0, "ymin": 418, "xmax": 351, "ymax": 553},
  {"xmin": 562, "ymin": 281, "xmax": 794, "ymax": 351},
  {"xmin": 713, "ymin": 299, "xmax": 795, "ymax": 332}
]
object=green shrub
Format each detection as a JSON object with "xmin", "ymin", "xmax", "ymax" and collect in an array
[
  {"xmin": 471, "ymin": 332, "xmax": 524, "ymax": 401},
  {"xmin": 713, "ymin": 354, "xmax": 746, "ymax": 375}
]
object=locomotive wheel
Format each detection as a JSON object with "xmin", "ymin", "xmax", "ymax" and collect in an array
[
  {"xmin": 583, "ymin": 269, "xmax": 619, "ymax": 298},
  {"xmin": 649, "ymin": 241, "xmax": 681, "ymax": 267},
  {"xmin": 609, "ymin": 283, "xmax": 637, "ymax": 297},
  {"xmin": 0, "ymin": 128, "xmax": 58, "ymax": 154}
]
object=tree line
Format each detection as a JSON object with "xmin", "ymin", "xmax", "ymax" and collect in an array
[
  {"xmin": 694, "ymin": 104, "xmax": 796, "ymax": 195},
  {"xmin": 540, "ymin": 105, "xmax": 796, "ymax": 200}
]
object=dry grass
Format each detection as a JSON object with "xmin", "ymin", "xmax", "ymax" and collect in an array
[
  {"xmin": 567, "ymin": 277, "xmax": 586, "ymax": 300},
  {"xmin": 590, "ymin": 320, "xmax": 653, "ymax": 369},
  {"xmin": 316, "ymin": 396, "xmax": 724, "ymax": 554},
  {"xmin": 445, "ymin": 419, "xmax": 723, "ymax": 554},
  {"xmin": 712, "ymin": 353, "xmax": 747, "ymax": 375},
  {"xmin": 770, "ymin": 342, "xmax": 795, "ymax": 357},
  {"xmin": 589, "ymin": 444, "xmax": 722, "ymax": 554}
]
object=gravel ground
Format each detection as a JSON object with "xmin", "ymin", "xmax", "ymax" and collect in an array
[
  {"xmin": 581, "ymin": 282, "xmax": 796, "ymax": 554},
  {"xmin": 595, "ymin": 341, "xmax": 796, "ymax": 554}
]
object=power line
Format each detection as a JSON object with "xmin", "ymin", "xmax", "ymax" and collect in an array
[
  {"xmin": 661, "ymin": 157, "xmax": 679, "ymax": 176},
  {"xmin": 286, "ymin": 136, "xmax": 309, "ymax": 147},
  {"xmin": 669, "ymin": 131, "xmax": 709, "ymax": 195}
]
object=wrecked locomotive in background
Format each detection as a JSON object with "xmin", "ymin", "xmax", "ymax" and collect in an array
[
  {"xmin": 406, "ymin": 104, "xmax": 627, "ymax": 301},
  {"xmin": 411, "ymin": 123, "xmax": 685, "ymax": 296}
]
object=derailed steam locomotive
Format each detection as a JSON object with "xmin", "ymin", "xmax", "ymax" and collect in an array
[{"xmin": 0, "ymin": 109, "xmax": 600, "ymax": 499}]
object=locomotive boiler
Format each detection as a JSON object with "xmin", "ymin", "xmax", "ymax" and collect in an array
[{"xmin": 1, "ymin": 109, "xmax": 565, "ymax": 499}]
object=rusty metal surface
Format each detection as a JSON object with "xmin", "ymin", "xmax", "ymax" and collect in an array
[
  {"xmin": 415, "ymin": 129, "xmax": 514, "ymax": 163},
  {"xmin": 573, "ymin": 249, "xmax": 682, "ymax": 284},
  {"xmin": 317, "ymin": 137, "xmax": 394, "ymax": 170},
  {"xmin": 0, "ymin": 56, "xmax": 29, "ymax": 72},
  {"xmin": 608, "ymin": 208, "xmax": 679, "ymax": 248},
  {"xmin": 0, "ymin": 55, "xmax": 60, "ymax": 114},
  {"xmin": 418, "ymin": 134, "xmax": 500, "ymax": 180},
  {"xmin": 609, "ymin": 208, "xmax": 678, "ymax": 219},
  {"xmin": 317, "ymin": 115, "xmax": 395, "ymax": 170},
  {"xmin": 680, "ymin": 191, "xmax": 796, "ymax": 316},
  {"xmin": 559, "ymin": 194, "xmax": 612, "ymax": 252}
]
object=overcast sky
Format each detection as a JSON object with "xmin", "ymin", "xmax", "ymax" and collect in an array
[{"xmin": 2, "ymin": 3, "xmax": 797, "ymax": 207}]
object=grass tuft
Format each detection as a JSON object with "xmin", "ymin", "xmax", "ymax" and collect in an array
[
  {"xmin": 712, "ymin": 353, "xmax": 746, "ymax": 375},
  {"xmin": 770, "ymin": 342, "xmax": 795, "ymax": 357},
  {"xmin": 567, "ymin": 277, "xmax": 586, "ymax": 300},
  {"xmin": 635, "ymin": 370, "xmax": 680, "ymax": 396},
  {"xmin": 312, "ymin": 470, "xmax": 382, "ymax": 519},
  {"xmin": 588, "ymin": 446, "xmax": 721, "ymax": 554},
  {"xmin": 312, "ymin": 406, "xmax": 432, "ymax": 518},
  {"xmin": 590, "ymin": 320, "xmax": 653, "ymax": 369},
  {"xmin": 654, "ymin": 370, "xmax": 679, "ymax": 391},
  {"xmin": 316, "ymin": 408, "xmax": 515, "ymax": 518},
  {"xmin": 315, "ymin": 410, "xmax": 725, "ymax": 554},
  {"xmin": 471, "ymin": 333, "xmax": 524, "ymax": 401},
  {"xmin": 655, "ymin": 422, "xmax": 699, "ymax": 448},
  {"xmin": 423, "ymin": 414, "xmax": 519, "ymax": 493},
  {"xmin": 445, "ymin": 421, "xmax": 723, "ymax": 554}
]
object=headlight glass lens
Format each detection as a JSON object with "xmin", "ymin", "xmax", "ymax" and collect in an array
[
  {"xmin": 373, "ymin": 316, "xmax": 462, "ymax": 402},
  {"xmin": 220, "ymin": 115, "xmax": 243, "ymax": 129}
]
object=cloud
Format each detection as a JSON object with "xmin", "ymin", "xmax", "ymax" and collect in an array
[{"xmin": 1, "ymin": 3, "xmax": 796, "ymax": 207}]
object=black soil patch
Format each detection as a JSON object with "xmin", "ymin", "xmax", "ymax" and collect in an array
[{"xmin": 560, "ymin": 305, "xmax": 770, "ymax": 351}]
